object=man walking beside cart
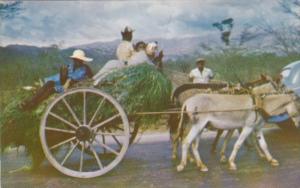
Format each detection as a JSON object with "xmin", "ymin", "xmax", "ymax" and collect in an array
[{"xmin": 189, "ymin": 58, "xmax": 214, "ymax": 83}]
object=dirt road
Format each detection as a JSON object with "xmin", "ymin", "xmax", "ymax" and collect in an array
[{"xmin": 1, "ymin": 127, "xmax": 300, "ymax": 188}]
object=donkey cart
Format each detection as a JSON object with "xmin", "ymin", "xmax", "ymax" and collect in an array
[
  {"xmin": 39, "ymin": 80, "xmax": 296, "ymax": 178},
  {"xmin": 39, "ymin": 81, "xmax": 229, "ymax": 179}
]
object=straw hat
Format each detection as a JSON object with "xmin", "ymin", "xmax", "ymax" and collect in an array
[
  {"xmin": 196, "ymin": 58, "xmax": 205, "ymax": 63},
  {"xmin": 70, "ymin": 49, "xmax": 93, "ymax": 62}
]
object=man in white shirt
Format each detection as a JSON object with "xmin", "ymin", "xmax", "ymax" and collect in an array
[
  {"xmin": 189, "ymin": 58, "xmax": 213, "ymax": 83},
  {"xmin": 116, "ymin": 26, "xmax": 135, "ymax": 63}
]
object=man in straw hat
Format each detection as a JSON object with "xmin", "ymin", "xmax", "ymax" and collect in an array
[
  {"xmin": 189, "ymin": 58, "xmax": 214, "ymax": 83},
  {"xmin": 21, "ymin": 49, "xmax": 93, "ymax": 111}
]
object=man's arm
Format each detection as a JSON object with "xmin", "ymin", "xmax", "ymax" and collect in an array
[
  {"xmin": 208, "ymin": 69, "xmax": 214, "ymax": 79},
  {"xmin": 84, "ymin": 65, "xmax": 94, "ymax": 78},
  {"xmin": 189, "ymin": 70, "xmax": 194, "ymax": 82}
]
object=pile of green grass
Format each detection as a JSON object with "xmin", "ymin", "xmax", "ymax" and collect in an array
[
  {"xmin": 98, "ymin": 64, "xmax": 172, "ymax": 115},
  {"xmin": 0, "ymin": 89, "xmax": 56, "ymax": 168}
]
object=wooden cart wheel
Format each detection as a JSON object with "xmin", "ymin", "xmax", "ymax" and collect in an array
[{"xmin": 40, "ymin": 88, "xmax": 130, "ymax": 178}]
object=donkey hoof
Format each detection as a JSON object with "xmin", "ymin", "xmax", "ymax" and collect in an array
[
  {"xmin": 229, "ymin": 162, "xmax": 237, "ymax": 170},
  {"xmin": 270, "ymin": 159, "xmax": 279, "ymax": 166},
  {"xmin": 220, "ymin": 156, "xmax": 227, "ymax": 163},
  {"xmin": 200, "ymin": 165, "xmax": 208, "ymax": 172},
  {"xmin": 177, "ymin": 165, "xmax": 185, "ymax": 172}
]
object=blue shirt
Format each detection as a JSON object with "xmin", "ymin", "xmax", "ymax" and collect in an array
[{"xmin": 44, "ymin": 63, "xmax": 88, "ymax": 93}]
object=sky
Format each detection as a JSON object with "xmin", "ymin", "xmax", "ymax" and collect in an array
[{"xmin": 0, "ymin": 0, "xmax": 296, "ymax": 47}]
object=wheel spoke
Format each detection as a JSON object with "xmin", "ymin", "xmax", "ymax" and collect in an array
[
  {"xmin": 45, "ymin": 127, "xmax": 75, "ymax": 134},
  {"xmin": 61, "ymin": 141, "xmax": 79, "ymax": 165},
  {"xmin": 89, "ymin": 143, "xmax": 103, "ymax": 170},
  {"xmin": 62, "ymin": 98, "xmax": 81, "ymax": 127},
  {"xmin": 50, "ymin": 137, "xmax": 76, "ymax": 150},
  {"xmin": 112, "ymin": 135, "xmax": 122, "ymax": 148},
  {"xmin": 49, "ymin": 112, "xmax": 77, "ymax": 130},
  {"xmin": 92, "ymin": 114, "xmax": 120, "ymax": 130},
  {"xmin": 79, "ymin": 141, "xmax": 84, "ymax": 172},
  {"xmin": 83, "ymin": 91, "xmax": 86, "ymax": 125},
  {"xmin": 95, "ymin": 139, "xmax": 120, "ymax": 156},
  {"xmin": 107, "ymin": 128, "xmax": 122, "ymax": 148},
  {"xmin": 87, "ymin": 98, "xmax": 105, "ymax": 127}
]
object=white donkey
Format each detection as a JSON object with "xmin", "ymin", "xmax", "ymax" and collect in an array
[
  {"xmin": 176, "ymin": 93, "xmax": 299, "ymax": 172},
  {"xmin": 93, "ymin": 42, "xmax": 158, "ymax": 86},
  {"xmin": 171, "ymin": 81, "xmax": 279, "ymax": 163}
]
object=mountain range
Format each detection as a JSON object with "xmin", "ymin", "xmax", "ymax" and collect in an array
[{"xmin": 0, "ymin": 32, "xmax": 276, "ymax": 66}]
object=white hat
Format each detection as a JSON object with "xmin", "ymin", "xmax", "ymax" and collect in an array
[
  {"xmin": 70, "ymin": 49, "xmax": 93, "ymax": 62},
  {"xmin": 196, "ymin": 58, "xmax": 205, "ymax": 63},
  {"xmin": 146, "ymin": 42, "xmax": 158, "ymax": 55},
  {"xmin": 123, "ymin": 26, "xmax": 134, "ymax": 32}
]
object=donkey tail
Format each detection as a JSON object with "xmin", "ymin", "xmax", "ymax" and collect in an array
[{"xmin": 175, "ymin": 103, "xmax": 187, "ymax": 141}]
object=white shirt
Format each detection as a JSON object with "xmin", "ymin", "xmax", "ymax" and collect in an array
[
  {"xmin": 189, "ymin": 67, "xmax": 213, "ymax": 83},
  {"xmin": 128, "ymin": 51, "xmax": 153, "ymax": 66},
  {"xmin": 116, "ymin": 41, "xmax": 134, "ymax": 62}
]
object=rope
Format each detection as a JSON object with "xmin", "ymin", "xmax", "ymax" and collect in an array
[{"xmin": 133, "ymin": 107, "xmax": 257, "ymax": 116}]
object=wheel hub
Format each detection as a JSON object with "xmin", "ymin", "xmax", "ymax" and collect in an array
[{"xmin": 76, "ymin": 126, "xmax": 92, "ymax": 141}]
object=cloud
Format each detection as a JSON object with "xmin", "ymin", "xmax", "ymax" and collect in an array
[{"xmin": 0, "ymin": 0, "xmax": 295, "ymax": 47}]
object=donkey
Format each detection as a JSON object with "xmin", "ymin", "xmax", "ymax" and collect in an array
[
  {"xmin": 169, "ymin": 75, "xmax": 270, "ymax": 160},
  {"xmin": 176, "ymin": 92, "xmax": 299, "ymax": 172}
]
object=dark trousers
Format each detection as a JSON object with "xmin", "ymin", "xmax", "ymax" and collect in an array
[
  {"xmin": 21, "ymin": 66, "xmax": 68, "ymax": 111},
  {"xmin": 21, "ymin": 81, "xmax": 56, "ymax": 111}
]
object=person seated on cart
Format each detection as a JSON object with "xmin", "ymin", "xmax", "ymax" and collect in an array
[
  {"xmin": 116, "ymin": 26, "xmax": 135, "ymax": 65},
  {"xmin": 189, "ymin": 58, "xmax": 214, "ymax": 83},
  {"xmin": 21, "ymin": 49, "xmax": 93, "ymax": 111}
]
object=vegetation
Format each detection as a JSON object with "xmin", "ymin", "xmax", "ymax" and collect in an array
[{"xmin": 165, "ymin": 49, "xmax": 300, "ymax": 84}]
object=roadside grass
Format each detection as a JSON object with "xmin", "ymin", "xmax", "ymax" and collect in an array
[{"xmin": 165, "ymin": 50, "xmax": 300, "ymax": 84}]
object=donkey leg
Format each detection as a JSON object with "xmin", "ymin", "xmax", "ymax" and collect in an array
[
  {"xmin": 169, "ymin": 114, "xmax": 180, "ymax": 160},
  {"xmin": 252, "ymin": 132, "xmax": 266, "ymax": 158},
  {"xmin": 211, "ymin": 129, "xmax": 224, "ymax": 154},
  {"xmin": 228, "ymin": 126, "xmax": 253, "ymax": 170},
  {"xmin": 177, "ymin": 122, "xmax": 206, "ymax": 172},
  {"xmin": 256, "ymin": 130, "xmax": 279, "ymax": 166},
  {"xmin": 191, "ymin": 136, "xmax": 208, "ymax": 172},
  {"xmin": 171, "ymin": 138, "xmax": 179, "ymax": 160},
  {"xmin": 220, "ymin": 129, "xmax": 234, "ymax": 163}
]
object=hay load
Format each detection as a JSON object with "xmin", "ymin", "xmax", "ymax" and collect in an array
[
  {"xmin": 0, "ymin": 63, "xmax": 172, "ymax": 168},
  {"xmin": 98, "ymin": 64, "xmax": 172, "ymax": 115}
]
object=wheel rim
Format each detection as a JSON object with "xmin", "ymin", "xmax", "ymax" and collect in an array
[{"xmin": 40, "ymin": 88, "xmax": 130, "ymax": 178}]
